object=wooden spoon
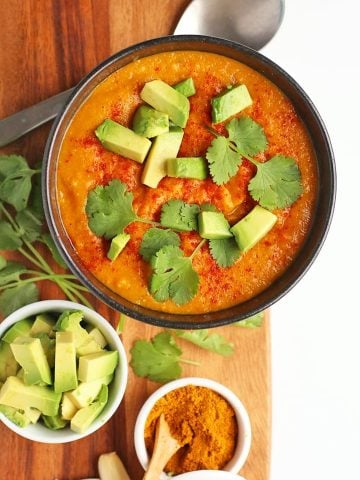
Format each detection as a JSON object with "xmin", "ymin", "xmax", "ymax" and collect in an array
[{"xmin": 143, "ymin": 414, "xmax": 181, "ymax": 480}]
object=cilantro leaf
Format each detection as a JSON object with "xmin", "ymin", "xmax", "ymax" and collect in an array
[
  {"xmin": 85, "ymin": 179, "xmax": 136, "ymax": 239},
  {"xmin": 130, "ymin": 332, "xmax": 182, "ymax": 383},
  {"xmin": 0, "ymin": 155, "xmax": 38, "ymax": 211},
  {"xmin": 175, "ymin": 329, "xmax": 234, "ymax": 356},
  {"xmin": 160, "ymin": 199, "xmax": 200, "ymax": 231},
  {"xmin": 40, "ymin": 233, "xmax": 67, "ymax": 268},
  {"xmin": 248, "ymin": 155, "xmax": 303, "ymax": 210},
  {"xmin": 234, "ymin": 311, "xmax": 264, "ymax": 328},
  {"xmin": 150, "ymin": 245, "xmax": 199, "ymax": 305},
  {"xmin": 209, "ymin": 237, "xmax": 241, "ymax": 267},
  {"xmin": 15, "ymin": 209, "xmax": 42, "ymax": 242},
  {"xmin": 0, "ymin": 283, "xmax": 39, "ymax": 316},
  {"xmin": 206, "ymin": 136, "xmax": 242, "ymax": 185},
  {"xmin": 140, "ymin": 228, "xmax": 180, "ymax": 262},
  {"xmin": 0, "ymin": 221, "xmax": 22, "ymax": 250},
  {"xmin": 227, "ymin": 117, "xmax": 267, "ymax": 156},
  {"xmin": 0, "ymin": 261, "xmax": 27, "ymax": 286}
]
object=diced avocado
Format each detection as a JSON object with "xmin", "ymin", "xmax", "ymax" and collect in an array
[
  {"xmin": 133, "ymin": 105, "xmax": 169, "ymax": 138},
  {"xmin": 0, "ymin": 376, "xmax": 61, "ymax": 416},
  {"xmin": 211, "ymin": 84, "xmax": 253, "ymax": 123},
  {"xmin": 70, "ymin": 384, "xmax": 108, "ymax": 434},
  {"xmin": 2, "ymin": 319, "xmax": 32, "ymax": 343},
  {"xmin": 107, "ymin": 233, "xmax": 130, "ymax": 262},
  {"xmin": 61, "ymin": 392, "xmax": 78, "ymax": 420},
  {"xmin": 33, "ymin": 333, "xmax": 56, "ymax": 368},
  {"xmin": 0, "ymin": 341, "xmax": 18, "ymax": 382},
  {"xmin": 173, "ymin": 77, "xmax": 196, "ymax": 97},
  {"xmin": 77, "ymin": 337, "xmax": 102, "ymax": 356},
  {"xmin": 24, "ymin": 406, "xmax": 41, "ymax": 424},
  {"xmin": 30, "ymin": 314, "xmax": 55, "ymax": 336},
  {"xmin": 55, "ymin": 310, "xmax": 89, "ymax": 348},
  {"xmin": 142, "ymin": 127, "xmax": 184, "ymax": 188},
  {"xmin": 87, "ymin": 327, "xmax": 107, "ymax": 349},
  {"xmin": 198, "ymin": 211, "xmax": 233, "ymax": 239},
  {"xmin": 68, "ymin": 377, "xmax": 105, "ymax": 409},
  {"xmin": 16, "ymin": 368, "xmax": 24, "ymax": 379},
  {"xmin": 0, "ymin": 405, "xmax": 31, "ymax": 428},
  {"xmin": 10, "ymin": 337, "xmax": 52, "ymax": 386},
  {"xmin": 54, "ymin": 332, "xmax": 78, "ymax": 393},
  {"xmin": 167, "ymin": 157, "xmax": 207, "ymax": 180},
  {"xmin": 95, "ymin": 119, "xmax": 151, "ymax": 164},
  {"xmin": 230, "ymin": 205, "xmax": 277, "ymax": 252},
  {"xmin": 78, "ymin": 350, "xmax": 118, "ymax": 383},
  {"xmin": 140, "ymin": 80, "xmax": 190, "ymax": 128},
  {"xmin": 42, "ymin": 414, "xmax": 68, "ymax": 430}
]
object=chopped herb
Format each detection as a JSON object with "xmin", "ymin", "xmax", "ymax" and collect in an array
[
  {"xmin": 150, "ymin": 245, "xmax": 199, "ymax": 305},
  {"xmin": 206, "ymin": 136, "xmax": 242, "ymax": 185},
  {"xmin": 130, "ymin": 332, "xmax": 199, "ymax": 383},
  {"xmin": 175, "ymin": 329, "xmax": 234, "ymax": 356},
  {"xmin": 248, "ymin": 155, "xmax": 303, "ymax": 210},
  {"xmin": 209, "ymin": 237, "xmax": 241, "ymax": 267},
  {"xmin": 234, "ymin": 311, "xmax": 264, "ymax": 328},
  {"xmin": 140, "ymin": 228, "xmax": 180, "ymax": 262}
]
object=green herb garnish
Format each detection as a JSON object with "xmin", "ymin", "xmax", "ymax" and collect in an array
[
  {"xmin": 175, "ymin": 329, "xmax": 234, "ymax": 356},
  {"xmin": 140, "ymin": 228, "xmax": 180, "ymax": 262},
  {"xmin": 234, "ymin": 311, "xmax": 265, "ymax": 328},
  {"xmin": 209, "ymin": 237, "xmax": 241, "ymax": 267},
  {"xmin": 160, "ymin": 199, "xmax": 200, "ymax": 232},
  {"xmin": 130, "ymin": 332, "xmax": 199, "ymax": 383},
  {"xmin": 206, "ymin": 135, "xmax": 241, "ymax": 185},
  {"xmin": 0, "ymin": 155, "xmax": 92, "ymax": 316}
]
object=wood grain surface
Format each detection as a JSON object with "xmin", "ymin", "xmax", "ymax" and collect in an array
[{"xmin": 0, "ymin": 1, "xmax": 271, "ymax": 479}]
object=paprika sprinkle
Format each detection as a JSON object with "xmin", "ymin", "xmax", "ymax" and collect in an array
[{"xmin": 144, "ymin": 385, "xmax": 238, "ymax": 474}]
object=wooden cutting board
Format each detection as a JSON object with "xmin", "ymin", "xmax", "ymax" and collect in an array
[{"xmin": 0, "ymin": 1, "xmax": 271, "ymax": 479}]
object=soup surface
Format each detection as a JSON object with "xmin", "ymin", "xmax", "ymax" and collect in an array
[{"xmin": 57, "ymin": 51, "xmax": 317, "ymax": 314}]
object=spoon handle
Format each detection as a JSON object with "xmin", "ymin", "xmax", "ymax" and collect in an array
[{"xmin": 0, "ymin": 88, "xmax": 73, "ymax": 147}]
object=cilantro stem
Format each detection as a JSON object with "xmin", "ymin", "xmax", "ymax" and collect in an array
[
  {"xmin": 136, "ymin": 217, "xmax": 162, "ymax": 227},
  {"xmin": 190, "ymin": 239, "xmax": 207, "ymax": 260},
  {"xmin": 24, "ymin": 240, "xmax": 53, "ymax": 274},
  {"xmin": 0, "ymin": 203, "xmax": 18, "ymax": 229},
  {"xmin": 116, "ymin": 313, "xmax": 127, "ymax": 334},
  {"xmin": 18, "ymin": 247, "xmax": 46, "ymax": 271},
  {"xmin": 58, "ymin": 280, "xmax": 92, "ymax": 308},
  {"xmin": 179, "ymin": 358, "xmax": 201, "ymax": 366}
]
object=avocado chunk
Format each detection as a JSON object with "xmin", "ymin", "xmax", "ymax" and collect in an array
[
  {"xmin": 198, "ymin": 211, "xmax": 233, "ymax": 239},
  {"xmin": 42, "ymin": 414, "xmax": 68, "ymax": 430},
  {"xmin": 30, "ymin": 314, "xmax": 55, "ymax": 336},
  {"xmin": 76, "ymin": 337, "xmax": 102, "ymax": 356},
  {"xmin": 2, "ymin": 319, "xmax": 32, "ymax": 343},
  {"xmin": 67, "ymin": 374, "xmax": 112, "ymax": 409},
  {"xmin": 142, "ymin": 127, "xmax": 184, "ymax": 188},
  {"xmin": 173, "ymin": 77, "xmax": 196, "ymax": 97},
  {"xmin": 10, "ymin": 337, "xmax": 52, "ymax": 386},
  {"xmin": 24, "ymin": 406, "xmax": 41, "ymax": 424},
  {"xmin": 87, "ymin": 327, "xmax": 107, "ymax": 349},
  {"xmin": 0, "ymin": 341, "xmax": 18, "ymax": 382},
  {"xmin": 70, "ymin": 384, "xmax": 108, "ymax": 434},
  {"xmin": 140, "ymin": 80, "xmax": 190, "ymax": 128},
  {"xmin": 133, "ymin": 105, "xmax": 169, "ymax": 138},
  {"xmin": 54, "ymin": 331, "xmax": 78, "ymax": 393},
  {"xmin": 230, "ymin": 205, "xmax": 277, "ymax": 252},
  {"xmin": 167, "ymin": 157, "xmax": 207, "ymax": 180},
  {"xmin": 0, "ymin": 376, "xmax": 61, "ymax": 416},
  {"xmin": 61, "ymin": 392, "xmax": 78, "ymax": 420},
  {"xmin": 55, "ymin": 310, "xmax": 89, "ymax": 348},
  {"xmin": 211, "ymin": 84, "xmax": 253, "ymax": 123},
  {"xmin": 78, "ymin": 350, "xmax": 118, "ymax": 383},
  {"xmin": 0, "ymin": 405, "xmax": 31, "ymax": 428},
  {"xmin": 33, "ymin": 333, "xmax": 56, "ymax": 368},
  {"xmin": 95, "ymin": 119, "xmax": 151, "ymax": 163},
  {"xmin": 107, "ymin": 232, "xmax": 130, "ymax": 262}
]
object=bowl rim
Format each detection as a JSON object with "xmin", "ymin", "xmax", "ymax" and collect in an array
[
  {"xmin": 133, "ymin": 377, "xmax": 252, "ymax": 478},
  {"xmin": 43, "ymin": 34, "xmax": 336, "ymax": 329},
  {"xmin": 0, "ymin": 299, "xmax": 128, "ymax": 444}
]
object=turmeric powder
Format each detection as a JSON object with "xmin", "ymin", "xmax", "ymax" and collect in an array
[{"xmin": 144, "ymin": 385, "xmax": 238, "ymax": 474}]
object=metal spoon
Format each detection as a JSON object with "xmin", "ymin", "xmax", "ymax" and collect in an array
[{"xmin": 0, "ymin": 0, "xmax": 284, "ymax": 147}]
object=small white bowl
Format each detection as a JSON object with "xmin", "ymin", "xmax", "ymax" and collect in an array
[
  {"xmin": 0, "ymin": 299, "xmax": 128, "ymax": 443},
  {"xmin": 134, "ymin": 377, "xmax": 251, "ymax": 478}
]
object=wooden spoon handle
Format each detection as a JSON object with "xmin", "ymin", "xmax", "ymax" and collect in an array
[{"xmin": 143, "ymin": 414, "xmax": 181, "ymax": 480}]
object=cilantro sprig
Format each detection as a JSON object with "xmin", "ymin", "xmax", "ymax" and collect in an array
[
  {"xmin": 0, "ymin": 155, "xmax": 92, "ymax": 316},
  {"xmin": 206, "ymin": 116, "xmax": 303, "ymax": 210}
]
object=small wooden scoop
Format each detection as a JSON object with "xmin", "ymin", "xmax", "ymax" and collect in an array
[{"xmin": 143, "ymin": 414, "xmax": 181, "ymax": 480}]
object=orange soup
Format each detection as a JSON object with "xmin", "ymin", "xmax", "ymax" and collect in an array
[{"xmin": 57, "ymin": 51, "xmax": 317, "ymax": 314}]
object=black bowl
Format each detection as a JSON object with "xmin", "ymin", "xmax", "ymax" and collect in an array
[{"xmin": 43, "ymin": 35, "xmax": 336, "ymax": 329}]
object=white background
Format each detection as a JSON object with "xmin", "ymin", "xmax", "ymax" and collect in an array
[{"xmin": 262, "ymin": 0, "xmax": 360, "ymax": 478}]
